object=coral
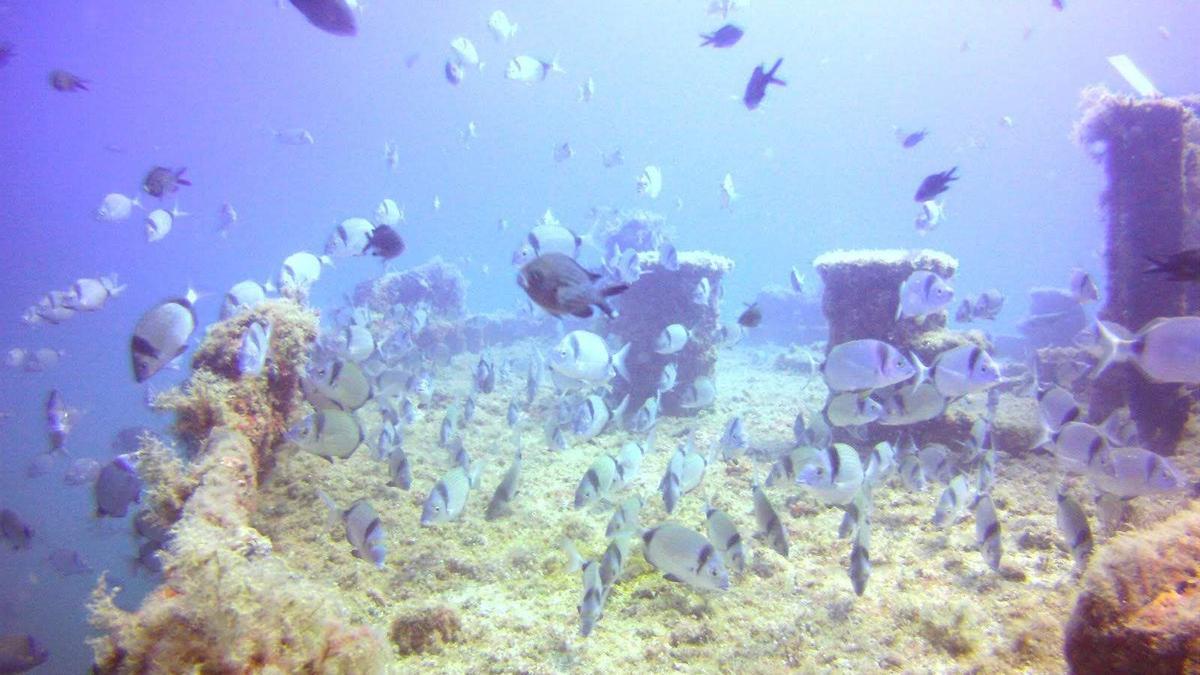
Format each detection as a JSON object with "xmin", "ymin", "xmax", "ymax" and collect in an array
[
  {"xmin": 605, "ymin": 249, "xmax": 734, "ymax": 415},
  {"xmin": 1078, "ymin": 89, "xmax": 1200, "ymax": 454},
  {"xmin": 1063, "ymin": 502, "xmax": 1200, "ymax": 673},
  {"xmin": 134, "ymin": 432, "xmax": 196, "ymax": 527},
  {"xmin": 812, "ymin": 248, "xmax": 958, "ymax": 351},
  {"xmin": 389, "ymin": 606, "xmax": 463, "ymax": 656},
  {"xmin": 356, "ymin": 257, "xmax": 467, "ymax": 318}
]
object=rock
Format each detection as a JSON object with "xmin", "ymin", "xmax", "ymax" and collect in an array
[
  {"xmin": 1063, "ymin": 502, "xmax": 1200, "ymax": 673},
  {"xmin": 354, "ymin": 257, "xmax": 467, "ymax": 318},
  {"xmin": 390, "ymin": 606, "xmax": 464, "ymax": 656}
]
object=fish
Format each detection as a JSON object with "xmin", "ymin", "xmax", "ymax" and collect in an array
[
  {"xmin": 49, "ymin": 69, "xmax": 88, "ymax": 91},
  {"xmin": 972, "ymin": 289, "xmax": 1005, "ymax": 320},
  {"xmin": 439, "ymin": 408, "xmax": 459, "ymax": 448},
  {"xmin": 0, "ymin": 509, "xmax": 33, "ymax": 550},
  {"xmin": 628, "ymin": 394, "xmax": 660, "ymax": 433},
  {"xmin": 678, "ymin": 377, "xmax": 717, "ymax": 409},
  {"xmin": 606, "ymin": 246, "xmax": 642, "ymax": 285},
  {"xmin": 1087, "ymin": 447, "xmax": 1189, "ymax": 498},
  {"xmin": 95, "ymin": 193, "xmax": 141, "ymax": 222},
  {"xmin": 659, "ymin": 444, "xmax": 706, "ymax": 514},
  {"xmin": 863, "ymin": 441, "xmax": 897, "ymax": 487},
  {"xmin": 343, "ymin": 325, "xmax": 376, "ymax": 363},
  {"xmin": 753, "ymin": 478, "xmax": 788, "ymax": 557},
  {"xmin": 825, "ymin": 392, "xmax": 883, "ymax": 428},
  {"xmin": 473, "ymin": 353, "xmax": 496, "ymax": 394},
  {"xmin": 512, "ymin": 223, "xmax": 585, "ymax": 265},
  {"xmin": 518, "ymin": 253, "xmax": 629, "ymax": 320},
  {"xmin": 445, "ymin": 60, "xmax": 465, "ymax": 85},
  {"xmin": 705, "ymin": 504, "xmax": 746, "ymax": 573},
  {"xmin": 462, "ymin": 394, "xmax": 477, "ymax": 425},
  {"xmin": 574, "ymin": 454, "xmax": 624, "ymax": 509},
  {"xmin": 1099, "ymin": 408, "xmax": 1139, "ymax": 447},
  {"xmin": 319, "ymin": 493, "xmax": 386, "ymax": 567},
  {"xmin": 700, "ymin": 24, "xmax": 743, "ymax": 48},
  {"xmin": 485, "ymin": 446, "xmax": 522, "ymax": 520},
  {"xmin": 658, "ymin": 241, "xmax": 680, "ymax": 271},
  {"xmin": 45, "ymin": 389, "xmax": 72, "ymax": 453},
  {"xmin": 896, "ymin": 270, "xmax": 954, "ymax": 321},
  {"xmin": 692, "ymin": 278, "xmax": 712, "ymax": 305},
  {"xmin": 374, "ymin": 199, "xmax": 404, "ymax": 227},
  {"xmin": 931, "ymin": 474, "xmax": 971, "ymax": 527},
  {"xmin": 929, "ymin": 345, "xmax": 1000, "ymax": 398},
  {"xmin": 599, "ymin": 534, "xmax": 634, "ymax": 590},
  {"xmin": 64, "ymin": 457, "xmax": 101, "ymax": 486},
  {"xmin": 1143, "ymin": 248, "xmax": 1200, "ymax": 282},
  {"xmin": 130, "ymin": 299, "xmax": 196, "ymax": 383},
  {"xmin": 420, "ymin": 461, "xmax": 483, "ymax": 526},
  {"xmin": 303, "ymin": 359, "xmax": 372, "ymax": 411},
  {"xmin": 554, "ymin": 142, "xmax": 574, "ymax": 162},
  {"xmin": 718, "ymin": 416, "xmax": 749, "ymax": 459},
  {"xmin": 898, "ymin": 453, "xmax": 926, "ymax": 491},
  {"xmin": 914, "ymin": 199, "xmax": 944, "ymax": 235},
  {"xmin": 63, "ymin": 275, "xmax": 125, "ymax": 312},
  {"xmin": 487, "ymin": 10, "xmax": 518, "ymax": 42},
  {"xmin": 657, "ymin": 363, "xmax": 679, "ymax": 395},
  {"xmin": 822, "ymin": 339, "xmax": 918, "ymax": 392},
  {"xmin": 573, "ymin": 394, "xmax": 628, "ymax": 440},
  {"xmin": 767, "ymin": 446, "xmax": 822, "ymax": 487},
  {"xmin": 0, "ymin": 633, "xmax": 49, "ymax": 673},
  {"xmin": 325, "ymin": 218, "xmax": 374, "ymax": 258},
  {"xmin": 642, "ymin": 523, "xmax": 729, "ymax": 591},
  {"xmin": 237, "ymin": 319, "xmax": 272, "ymax": 376},
  {"xmin": 1092, "ymin": 317, "xmax": 1200, "ymax": 384},
  {"xmin": 601, "ymin": 148, "xmax": 624, "ymax": 168},
  {"xmin": 578, "ymin": 77, "xmax": 595, "ymax": 103},
  {"xmin": 144, "ymin": 204, "xmax": 187, "ymax": 243},
  {"xmin": 217, "ymin": 202, "xmax": 239, "ymax": 237},
  {"xmin": 606, "ymin": 496, "xmax": 644, "ymax": 538},
  {"xmin": 142, "ymin": 166, "xmax": 190, "ymax": 199},
  {"xmin": 913, "ymin": 167, "xmax": 958, "ymax": 202},
  {"xmin": 288, "ymin": 0, "xmax": 357, "ymax": 36},
  {"xmin": 797, "ymin": 444, "xmax": 865, "ymax": 506},
  {"xmin": 790, "ymin": 267, "xmax": 805, "ymax": 294},
  {"xmin": 974, "ymin": 494, "xmax": 1002, "ymax": 571},
  {"xmin": 273, "ymin": 128, "xmax": 314, "ymax": 145},
  {"xmin": 547, "ymin": 330, "xmax": 630, "ymax": 387},
  {"xmin": 284, "ymin": 409, "xmax": 363, "ymax": 460},
  {"xmin": 47, "ymin": 547, "xmax": 92, "ymax": 576},
  {"xmin": 793, "ymin": 410, "xmax": 832, "ymax": 448},
  {"xmin": 901, "ymin": 128, "xmax": 928, "ymax": 148},
  {"xmin": 919, "ymin": 443, "xmax": 956, "ymax": 484},
  {"xmin": 876, "ymin": 382, "xmax": 945, "ymax": 425},
  {"xmin": 654, "ymin": 324, "xmax": 690, "ymax": 355},
  {"xmin": 743, "ymin": 58, "xmax": 785, "ymax": 110},
  {"xmin": 1037, "ymin": 386, "xmax": 1080, "ymax": 437},
  {"xmin": 219, "ymin": 281, "xmax": 267, "ymax": 320},
  {"xmin": 1055, "ymin": 489, "xmax": 1092, "ymax": 569},
  {"xmin": 94, "ymin": 454, "xmax": 141, "ymax": 518},
  {"xmin": 450, "ymin": 36, "xmax": 482, "ymax": 70},
  {"xmin": 848, "ymin": 517, "xmax": 871, "ymax": 596},
  {"xmin": 277, "ymin": 251, "xmax": 329, "ymax": 299},
  {"xmin": 1068, "ymin": 269, "xmax": 1099, "ymax": 303},
  {"xmin": 737, "ymin": 303, "xmax": 762, "ymax": 328},
  {"xmin": 578, "ymin": 559, "xmax": 606, "ymax": 637},
  {"xmin": 506, "ymin": 55, "xmax": 562, "ymax": 82},
  {"xmin": 636, "ymin": 165, "xmax": 663, "ymax": 198}
]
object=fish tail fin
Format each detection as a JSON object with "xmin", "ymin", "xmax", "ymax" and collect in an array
[
  {"xmin": 768, "ymin": 58, "xmax": 786, "ymax": 84},
  {"xmin": 1031, "ymin": 420, "xmax": 1054, "ymax": 452},
  {"xmin": 319, "ymin": 254, "xmax": 335, "ymax": 268},
  {"xmin": 699, "ymin": 33, "xmax": 714, "ymax": 46},
  {"xmin": 910, "ymin": 351, "xmax": 929, "ymax": 387},
  {"xmin": 561, "ymin": 538, "xmax": 584, "ymax": 573},
  {"xmin": 548, "ymin": 54, "xmax": 564, "ymax": 74},
  {"xmin": 1090, "ymin": 320, "xmax": 1129, "ymax": 378},
  {"xmin": 316, "ymin": 490, "xmax": 340, "ymax": 529},
  {"xmin": 611, "ymin": 342, "xmax": 631, "ymax": 381}
]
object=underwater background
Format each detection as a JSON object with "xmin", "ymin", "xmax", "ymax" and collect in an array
[{"xmin": 1, "ymin": 1, "xmax": 1199, "ymax": 672}]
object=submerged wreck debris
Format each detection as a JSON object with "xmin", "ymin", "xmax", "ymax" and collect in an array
[
  {"xmin": 1076, "ymin": 89, "xmax": 1200, "ymax": 454},
  {"xmin": 354, "ymin": 256, "xmax": 467, "ymax": 318},
  {"xmin": 88, "ymin": 300, "xmax": 387, "ymax": 673},
  {"xmin": 1063, "ymin": 502, "xmax": 1200, "ymax": 672},
  {"xmin": 606, "ymin": 249, "xmax": 734, "ymax": 415}
]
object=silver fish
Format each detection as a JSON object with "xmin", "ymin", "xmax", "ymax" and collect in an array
[
  {"xmin": 284, "ymin": 409, "xmax": 363, "ymax": 460},
  {"xmin": 654, "ymin": 324, "xmax": 689, "ymax": 355},
  {"xmin": 896, "ymin": 270, "xmax": 954, "ymax": 321},
  {"xmin": 796, "ymin": 443, "xmax": 864, "ymax": 506},
  {"xmin": 718, "ymin": 416, "xmax": 749, "ymax": 460},
  {"xmin": 578, "ymin": 559, "xmax": 606, "ymax": 637},
  {"xmin": 974, "ymin": 493, "xmax": 1002, "ymax": 571},
  {"xmin": 319, "ymin": 492, "xmax": 386, "ymax": 568},
  {"xmin": 599, "ymin": 534, "xmax": 633, "ymax": 591},
  {"xmin": 767, "ymin": 446, "xmax": 822, "ymax": 487},
  {"xmin": 236, "ymin": 319, "xmax": 272, "ymax": 376},
  {"xmin": 825, "ymin": 392, "xmax": 883, "ymax": 427},
  {"xmin": 863, "ymin": 441, "xmax": 896, "ymax": 487},
  {"xmin": 932, "ymin": 474, "xmax": 971, "ymax": 527},
  {"xmin": 131, "ymin": 299, "xmax": 196, "ymax": 383},
  {"xmin": 421, "ymin": 461, "xmax": 483, "ymax": 526},
  {"xmin": 1050, "ymin": 422, "xmax": 1109, "ymax": 474},
  {"xmin": 657, "ymin": 362, "xmax": 678, "ymax": 394},
  {"xmin": 678, "ymin": 377, "xmax": 716, "ymax": 409},
  {"xmin": 1087, "ymin": 446, "xmax": 1188, "ymax": 498},
  {"xmin": 899, "ymin": 453, "xmax": 926, "ymax": 491},
  {"xmin": 822, "ymin": 339, "xmax": 917, "ymax": 392},
  {"xmin": 1055, "ymin": 489, "xmax": 1092, "ymax": 569},
  {"xmin": 752, "ymin": 479, "xmax": 788, "ymax": 557},
  {"xmin": 705, "ymin": 504, "xmax": 746, "ymax": 573},
  {"xmin": 474, "ymin": 353, "xmax": 496, "ymax": 393},
  {"xmin": 628, "ymin": 394, "xmax": 660, "ymax": 433},
  {"xmin": 616, "ymin": 434, "xmax": 652, "ymax": 483},
  {"xmin": 929, "ymin": 345, "xmax": 1001, "ymax": 399},
  {"xmin": 303, "ymin": 359, "xmax": 372, "ymax": 411},
  {"xmin": 485, "ymin": 445, "xmax": 522, "ymax": 521},
  {"xmin": 574, "ymin": 454, "xmax": 624, "ymax": 509},
  {"xmin": 642, "ymin": 522, "xmax": 729, "ymax": 592},
  {"xmin": 692, "ymin": 278, "xmax": 712, "ymax": 306},
  {"xmin": 1093, "ymin": 316, "xmax": 1200, "ymax": 383},
  {"xmin": 848, "ymin": 516, "xmax": 871, "ymax": 596},
  {"xmin": 221, "ymin": 280, "xmax": 267, "ymax": 320},
  {"xmin": 606, "ymin": 496, "xmax": 643, "ymax": 538}
]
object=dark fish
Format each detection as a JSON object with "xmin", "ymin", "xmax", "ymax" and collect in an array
[
  {"xmin": 517, "ymin": 252, "xmax": 628, "ymax": 319},
  {"xmin": 142, "ymin": 166, "xmax": 191, "ymax": 199},
  {"xmin": 737, "ymin": 302, "xmax": 762, "ymax": 328},
  {"xmin": 901, "ymin": 129, "xmax": 927, "ymax": 148},
  {"xmin": 445, "ymin": 60, "xmax": 464, "ymax": 85},
  {"xmin": 743, "ymin": 58, "xmax": 785, "ymax": 110},
  {"xmin": 45, "ymin": 389, "xmax": 69, "ymax": 453},
  {"xmin": 913, "ymin": 167, "xmax": 958, "ymax": 202},
  {"xmin": 49, "ymin": 69, "xmax": 87, "ymax": 92},
  {"xmin": 0, "ymin": 633, "xmax": 49, "ymax": 673},
  {"xmin": 365, "ymin": 225, "xmax": 405, "ymax": 260},
  {"xmin": 0, "ymin": 509, "xmax": 33, "ymax": 550},
  {"xmin": 289, "ymin": 0, "xmax": 357, "ymax": 36},
  {"xmin": 94, "ymin": 455, "xmax": 142, "ymax": 518},
  {"xmin": 700, "ymin": 24, "xmax": 743, "ymax": 48},
  {"xmin": 47, "ymin": 548, "xmax": 92, "ymax": 576},
  {"xmin": 1144, "ymin": 249, "xmax": 1200, "ymax": 282}
]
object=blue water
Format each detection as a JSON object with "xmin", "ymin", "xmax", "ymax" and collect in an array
[{"xmin": 0, "ymin": 1, "xmax": 1196, "ymax": 670}]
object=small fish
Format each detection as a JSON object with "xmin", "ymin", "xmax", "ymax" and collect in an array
[
  {"xmin": 284, "ymin": 409, "xmax": 363, "ymax": 460},
  {"xmin": 573, "ymin": 394, "xmax": 628, "ymax": 439},
  {"xmin": 288, "ymin": 0, "xmax": 357, "ymax": 36},
  {"xmin": 236, "ymin": 319, "xmax": 272, "ymax": 376},
  {"xmin": 656, "ymin": 363, "xmax": 679, "ymax": 395},
  {"xmin": 474, "ymin": 353, "xmax": 496, "ymax": 394},
  {"xmin": 47, "ymin": 547, "xmax": 92, "ymax": 576},
  {"xmin": 678, "ymin": 377, "xmax": 716, "ymax": 409},
  {"xmin": 658, "ymin": 241, "xmax": 679, "ymax": 271},
  {"xmin": 789, "ymin": 267, "xmax": 805, "ymax": 294},
  {"xmin": 445, "ymin": 60, "xmax": 465, "ymax": 85},
  {"xmin": 767, "ymin": 446, "xmax": 822, "ymax": 487},
  {"xmin": 876, "ymin": 382, "xmax": 945, "ymax": 426},
  {"xmin": 49, "ymin": 69, "xmax": 88, "ymax": 92},
  {"xmin": 914, "ymin": 199, "xmax": 944, "ymax": 235},
  {"xmin": 654, "ymin": 324, "xmax": 690, "ymax": 355},
  {"xmin": 601, "ymin": 148, "xmax": 624, "ymax": 168},
  {"xmin": 900, "ymin": 128, "xmax": 928, "ymax": 148},
  {"xmin": 974, "ymin": 493, "xmax": 1002, "ymax": 571},
  {"xmin": 574, "ymin": 454, "xmax": 624, "ymax": 509},
  {"xmin": 94, "ymin": 454, "xmax": 141, "ymax": 518},
  {"xmin": 220, "ymin": 280, "xmax": 266, "ymax": 320},
  {"xmin": 737, "ymin": 303, "xmax": 762, "ymax": 328},
  {"xmin": 439, "ymin": 408, "xmax": 459, "ymax": 448},
  {"xmin": 547, "ymin": 330, "xmax": 630, "ymax": 386},
  {"xmin": 919, "ymin": 443, "xmax": 955, "ymax": 484},
  {"xmin": 700, "ymin": 24, "xmax": 743, "ymax": 48},
  {"xmin": 743, "ymin": 58, "xmax": 785, "ymax": 110},
  {"xmin": 506, "ymin": 400, "xmax": 522, "ymax": 428},
  {"xmin": 1055, "ymin": 489, "xmax": 1092, "ymax": 569},
  {"xmin": 793, "ymin": 409, "xmax": 832, "ymax": 448},
  {"xmin": 929, "ymin": 345, "xmax": 1000, "ymax": 398},
  {"xmin": 420, "ymin": 461, "xmax": 483, "ymax": 526},
  {"xmin": 822, "ymin": 339, "xmax": 918, "ymax": 392},
  {"xmin": 1037, "ymin": 386, "xmax": 1080, "ymax": 437},
  {"xmin": 607, "ymin": 495, "xmax": 644, "ymax": 538},
  {"xmin": 95, "ymin": 193, "xmax": 141, "ymax": 222},
  {"xmin": 553, "ymin": 141, "xmax": 574, "ymax": 162},
  {"xmin": 0, "ymin": 509, "xmax": 33, "ymax": 550},
  {"xmin": 1144, "ymin": 248, "xmax": 1200, "ymax": 282},
  {"xmin": 319, "ymin": 492, "xmax": 386, "ymax": 568},
  {"xmin": 899, "ymin": 453, "xmax": 926, "ymax": 491},
  {"xmin": 130, "ymin": 298, "xmax": 197, "ymax": 383},
  {"xmin": 705, "ymin": 504, "xmax": 746, "ymax": 573},
  {"xmin": 825, "ymin": 392, "xmax": 883, "ymax": 428},
  {"xmin": 142, "ymin": 166, "xmax": 191, "ymax": 199},
  {"xmin": 913, "ymin": 167, "xmax": 958, "ymax": 202},
  {"xmin": 450, "ymin": 36, "xmax": 482, "ymax": 70},
  {"xmin": 505, "ymin": 54, "xmax": 562, "ymax": 83},
  {"xmin": 486, "ymin": 445, "xmax": 523, "ymax": 521},
  {"xmin": 487, "ymin": 9, "xmax": 519, "ymax": 42},
  {"xmin": 972, "ymin": 289, "xmax": 1004, "ymax": 320},
  {"xmin": 144, "ymin": 204, "xmax": 187, "ymax": 243},
  {"xmin": 1069, "ymin": 269, "xmax": 1099, "ymax": 303},
  {"xmin": 659, "ymin": 443, "xmax": 707, "ymax": 513},
  {"xmin": 303, "ymin": 359, "xmax": 372, "ymax": 411},
  {"xmin": 636, "ymin": 165, "xmax": 663, "ymax": 199},
  {"xmin": 1099, "ymin": 408, "xmax": 1138, "ymax": 447},
  {"xmin": 796, "ymin": 443, "xmax": 865, "ymax": 506},
  {"xmin": 692, "ymin": 278, "xmax": 712, "ymax": 305},
  {"xmin": 932, "ymin": 474, "xmax": 971, "ymax": 527},
  {"xmin": 896, "ymin": 270, "xmax": 954, "ymax": 321},
  {"xmin": 518, "ymin": 254, "xmax": 629, "ymax": 320},
  {"xmin": 642, "ymin": 523, "xmax": 729, "ymax": 591},
  {"xmin": 753, "ymin": 478, "xmax": 788, "ymax": 557},
  {"xmin": 217, "ymin": 201, "xmax": 239, "ymax": 236},
  {"xmin": 848, "ymin": 517, "xmax": 871, "ymax": 596},
  {"xmin": 273, "ymin": 127, "xmax": 314, "ymax": 145},
  {"xmin": 45, "ymin": 389, "xmax": 71, "ymax": 453},
  {"xmin": 578, "ymin": 559, "xmax": 606, "ymax": 637},
  {"xmin": 578, "ymin": 77, "xmax": 595, "ymax": 103},
  {"xmin": 863, "ymin": 441, "xmax": 896, "ymax": 487},
  {"xmin": 718, "ymin": 416, "xmax": 749, "ymax": 459},
  {"xmin": 628, "ymin": 394, "xmax": 660, "ymax": 433}
]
